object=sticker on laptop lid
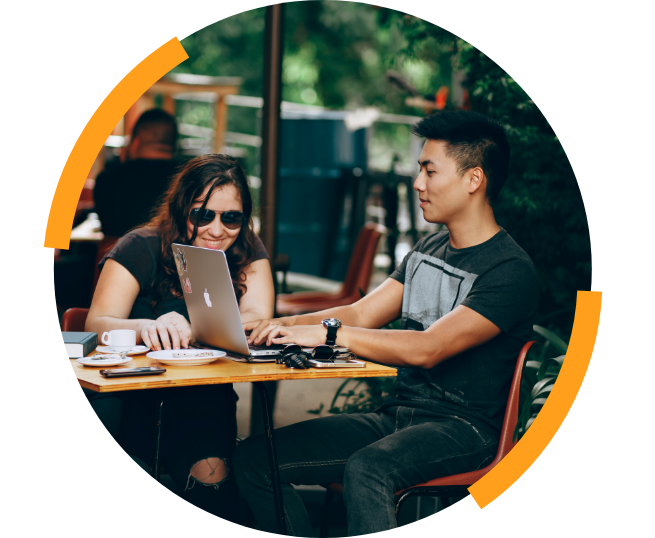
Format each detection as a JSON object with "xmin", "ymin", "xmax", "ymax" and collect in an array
[
  {"xmin": 174, "ymin": 248, "xmax": 187, "ymax": 276},
  {"xmin": 184, "ymin": 277, "xmax": 192, "ymax": 293}
]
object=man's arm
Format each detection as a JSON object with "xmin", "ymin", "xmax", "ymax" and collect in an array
[
  {"xmin": 265, "ymin": 304, "xmax": 501, "ymax": 369},
  {"xmin": 246, "ymin": 277, "xmax": 404, "ymax": 344}
]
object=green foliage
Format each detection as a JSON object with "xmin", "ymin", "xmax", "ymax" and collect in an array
[
  {"xmin": 283, "ymin": 3, "xmax": 452, "ymax": 111},
  {"xmin": 514, "ymin": 325, "xmax": 569, "ymax": 440},
  {"xmin": 309, "ymin": 376, "xmax": 397, "ymax": 416},
  {"xmin": 174, "ymin": 8, "xmax": 267, "ymax": 97},
  {"xmin": 466, "ymin": 54, "xmax": 591, "ymax": 337},
  {"xmin": 389, "ymin": 15, "xmax": 591, "ymax": 338}
]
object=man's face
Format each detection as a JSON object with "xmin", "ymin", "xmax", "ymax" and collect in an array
[{"xmin": 414, "ymin": 139, "xmax": 469, "ymax": 225}]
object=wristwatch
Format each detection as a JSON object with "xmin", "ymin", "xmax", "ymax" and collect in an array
[{"xmin": 322, "ymin": 318, "xmax": 342, "ymax": 346}]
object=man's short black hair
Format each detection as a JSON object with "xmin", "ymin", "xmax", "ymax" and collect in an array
[
  {"xmin": 131, "ymin": 108, "xmax": 178, "ymax": 149},
  {"xmin": 411, "ymin": 111, "xmax": 510, "ymax": 203}
]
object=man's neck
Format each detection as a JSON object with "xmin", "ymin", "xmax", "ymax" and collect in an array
[{"xmin": 446, "ymin": 204, "xmax": 501, "ymax": 250}]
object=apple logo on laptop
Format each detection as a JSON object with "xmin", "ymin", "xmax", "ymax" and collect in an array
[{"xmin": 204, "ymin": 288, "xmax": 212, "ymax": 308}]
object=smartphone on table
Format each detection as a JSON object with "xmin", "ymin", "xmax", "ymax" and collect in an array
[
  {"xmin": 307, "ymin": 358, "xmax": 366, "ymax": 368},
  {"xmin": 100, "ymin": 367, "xmax": 166, "ymax": 377}
]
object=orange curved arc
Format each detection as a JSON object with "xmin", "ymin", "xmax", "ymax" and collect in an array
[
  {"xmin": 44, "ymin": 38, "xmax": 188, "ymax": 250},
  {"xmin": 469, "ymin": 290, "xmax": 602, "ymax": 507}
]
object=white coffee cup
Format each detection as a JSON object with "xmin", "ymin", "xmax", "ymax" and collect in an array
[{"xmin": 101, "ymin": 330, "xmax": 137, "ymax": 352}]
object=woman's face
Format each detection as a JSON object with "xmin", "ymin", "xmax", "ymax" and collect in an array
[{"xmin": 187, "ymin": 183, "xmax": 243, "ymax": 251}]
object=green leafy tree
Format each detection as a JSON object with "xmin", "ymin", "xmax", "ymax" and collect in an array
[{"xmin": 380, "ymin": 10, "xmax": 591, "ymax": 336}]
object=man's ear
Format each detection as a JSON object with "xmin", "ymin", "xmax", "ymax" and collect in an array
[{"xmin": 467, "ymin": 167, "xmax": 485, "ymax": 195}]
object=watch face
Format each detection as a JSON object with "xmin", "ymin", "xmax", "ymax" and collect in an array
[{"xmin": 322, "ymin": 318, "xmax": 341, "ymax": 328}]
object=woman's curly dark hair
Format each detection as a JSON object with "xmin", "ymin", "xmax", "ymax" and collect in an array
[{"xmin": 142, "ymin": 154, "xmax": 258, "ymax": 311}]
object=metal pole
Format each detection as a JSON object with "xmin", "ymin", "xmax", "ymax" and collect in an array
[
  {"xmin": 154, "ymin": 400, "xmax": 164, "ymax": 481},
  {"xmin": 260, "ymin": 3, "xmax": 285, "ymax": 259},
  {"xmin": 254, "ymin": 382, "xmax": 287, "ymax": 535}
]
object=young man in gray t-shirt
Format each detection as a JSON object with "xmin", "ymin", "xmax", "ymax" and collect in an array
[{"xmin": 235, "ymin": 111, "xmax": 539, "ymax": 536}]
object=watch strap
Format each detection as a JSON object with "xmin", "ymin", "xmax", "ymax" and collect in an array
[{"xmin": 326, "ymin": 325, "xmax": 338, "ymax": 345}]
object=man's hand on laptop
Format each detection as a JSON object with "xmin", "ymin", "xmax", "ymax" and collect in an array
[
  {"xmin": 141, "ymin": 311, "xmax": 194, "ymax": 351},
  {"xmin": 264, "ymin": 324, "xmax": 326, "ymax": 348},
  {"xmin": 245, "ymin": 316, "xmax": 296, "ymax": 345}
]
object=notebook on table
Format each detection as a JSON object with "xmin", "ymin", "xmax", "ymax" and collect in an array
[
  {"xmin": 172, "ymin": 243, "xmax": 292, "ymax": 361},
  {"xmin": 62, "ymin": 332, "xmax": 98, "ymax": 358}
]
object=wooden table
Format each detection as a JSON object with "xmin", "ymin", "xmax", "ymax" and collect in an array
[
  {"xmin": 73, "ymin": 353, "xmax": 395, "ymax": 391},
  {"xmin": 74, "ymin": 352, "xmax": 396, "ymax": 534}
]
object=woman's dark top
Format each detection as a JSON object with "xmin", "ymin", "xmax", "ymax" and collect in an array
[{"xmin": 99, "ymin": 227, "xmax": 269, "ymax": 321}]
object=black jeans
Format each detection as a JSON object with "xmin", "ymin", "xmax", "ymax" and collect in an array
[
  {"xmin": 86, "ymin": 384, "xmax": 239, "ymax": 522},
  {"xmin": 234, "ymin": 406, "xmax": 497, "ymax": 536}
]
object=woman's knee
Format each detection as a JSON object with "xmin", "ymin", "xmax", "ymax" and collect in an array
[{"xmin": 190, "ymin": 457, "xmax": 228, "ymax": 485}]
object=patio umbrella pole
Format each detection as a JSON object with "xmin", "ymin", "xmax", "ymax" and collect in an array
[{"xmin": 260, "ymin": 3, "xmax": 285, "ymax": 259}]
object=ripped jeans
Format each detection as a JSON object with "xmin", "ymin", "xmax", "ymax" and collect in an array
[
  {"xmin": 87, "ymin": 383, "xmax": 238, "ymax": 522},
  {"xmin": 234, "ymin": 406, "xmax": 498, "ymax": 536}
]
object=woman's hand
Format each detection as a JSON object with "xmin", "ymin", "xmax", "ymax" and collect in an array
[
  {"xmin": 264, "ymin": 324, "xmax": 327, "ymax": 348},
  {"xmin": 244, "ymin": 316, "xmax": 296, "ymax": 345},
  {"xmin": 141, "ymin": 312, "xmax": 194, "ymax": 351}
]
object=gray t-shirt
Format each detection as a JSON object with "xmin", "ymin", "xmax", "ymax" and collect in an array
[{"xmin": 386, "ymin": 228, "xmax": 538, "ymax": 435}]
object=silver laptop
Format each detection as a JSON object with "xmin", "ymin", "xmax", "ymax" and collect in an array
[{"xmin": 171, "ymin": 243, "xmax": 281, "ymax": 359}]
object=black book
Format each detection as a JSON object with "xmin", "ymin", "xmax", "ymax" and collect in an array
[{"xmin": 62, "ymin": 332, "xmax": 98, "ymax": 358}]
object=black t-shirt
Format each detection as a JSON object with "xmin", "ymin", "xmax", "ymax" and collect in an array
[
  {"xmin": 99, "ymin": 227, "xmax": 269, "ymax": 321},
  {"xmin": 386, "ymin": 228, "xmax": 539, "ymax": 435},
  {"xmin": 93, "ymin": 159, "xmax": 180, "ymax": 237}
]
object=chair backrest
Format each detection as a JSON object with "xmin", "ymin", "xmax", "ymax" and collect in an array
[
  {"xmin": 61, "ymin": 307, "xmax": 90, "ymax": 332},
  {"xmin": 341, "ymin": 222, "xmax": 387, "ymax": 298},
  {"xmin": 91, "ymin": 236, "xmax": 120, "ymax": 293},
  {"xmin": 417, "ymin": 339, "xmax": 537, "ymax": 488},
  {"xmin": 495, "ymin": 340, "xmax": 536, "ymax": 460}
]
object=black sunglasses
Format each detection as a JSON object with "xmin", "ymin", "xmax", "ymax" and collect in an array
[
  {"xmin": 189, "ymin": 208, "xmax": 245, "ymax": 230},
  {"xmin": 275, "ymin": 344, "xmax": 304, "ymax": 365},
  {"xmin": 276, "ymin": 344, "xmax": 337, "ymax": 368},
  {"xmin": 311, "ymin": 345, "xmax": 337, "ymax": 361}
]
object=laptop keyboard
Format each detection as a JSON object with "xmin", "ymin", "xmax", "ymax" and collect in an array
[{"xmin": 249, "ymin": 344, "xmax": 285, "ymax": 351}]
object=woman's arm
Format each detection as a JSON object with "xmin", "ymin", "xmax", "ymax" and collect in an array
[
  {"xmin": 85, "ymin": 259, "xmax": 192, "ymax": 350},
  {"xmin": 86, "ymin": 259, "xmax": 145, "ymax": 335},
  {"xmin": 238, "ymin": 258, "xmax": 275, "ymax": 323}
]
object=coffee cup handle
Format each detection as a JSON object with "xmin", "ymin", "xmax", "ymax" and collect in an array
[{"xmin": 101, "ymin": 332, "xmax": 111, "ymax": 345}]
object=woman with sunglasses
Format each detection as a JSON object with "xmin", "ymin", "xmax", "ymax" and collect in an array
[{"xmin": 86, "ymin": 153, "xmax": 274, "ymax": 521}]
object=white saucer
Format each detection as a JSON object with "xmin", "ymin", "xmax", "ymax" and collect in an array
[
  {"xmin": 96, "ymin": 345, "xmax": 150, "ymax": 355},
  {"xmin": 146, "ymin": 349, "xmax": 226, "ymax": 366},
  {"xmin": 77, "ymin": 354, "xmax": 133, "ymax": 367}
]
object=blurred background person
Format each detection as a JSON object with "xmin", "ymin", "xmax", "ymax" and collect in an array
[{"xmin": 94, "ymin": 108, "xmax": 180, "ymax": 237}]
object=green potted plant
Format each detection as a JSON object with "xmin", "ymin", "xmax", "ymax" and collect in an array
[{"xmin": 514, "ymin": 325, "xmax": 568, "ymax": 440}]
